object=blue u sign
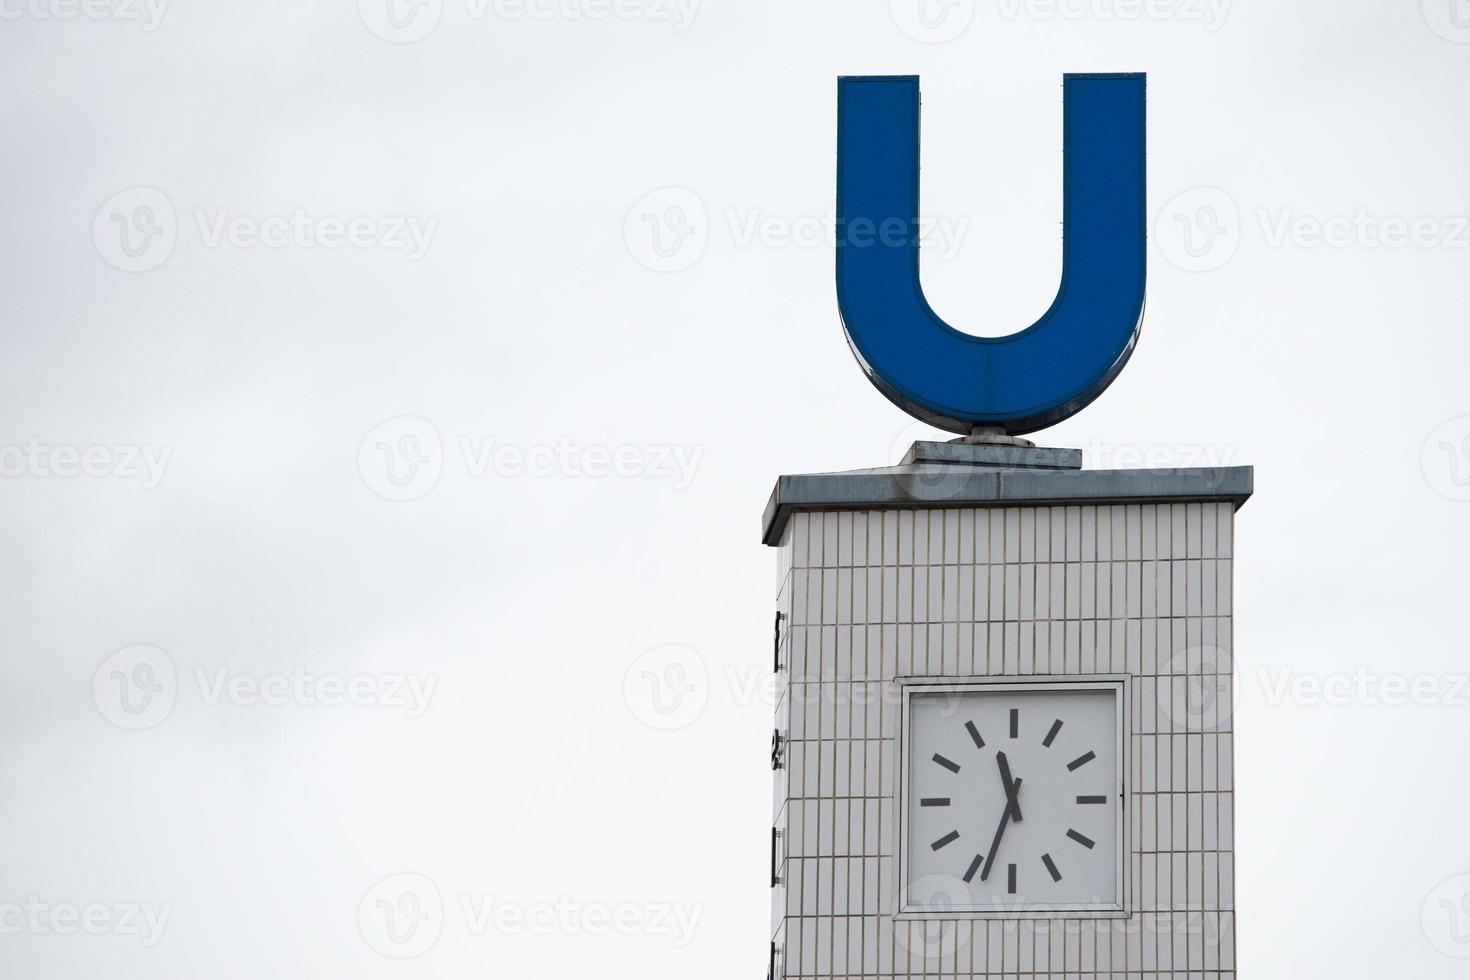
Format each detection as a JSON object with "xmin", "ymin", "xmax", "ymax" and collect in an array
[{"xmin": 836, "ymin": 74, "xmax": 1146, "ymax": 435}]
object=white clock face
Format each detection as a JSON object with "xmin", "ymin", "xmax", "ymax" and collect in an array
[{"xmin": 901, "ymin": 682, "xmax": 1124, "ymax": 913}]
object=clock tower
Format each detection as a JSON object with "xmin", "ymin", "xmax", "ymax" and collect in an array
[
  {"xmin": 762, "ymin": 443, "xmax": 1250, "ymax": 977},
  {"xmin": 761, "ymin": 73, "xmax": 1252, "ymax": 979}
]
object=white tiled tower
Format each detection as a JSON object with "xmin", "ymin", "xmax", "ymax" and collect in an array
[{"xmin": 763, "ymin": 442, "xmax": 1252, "ymax": 979}]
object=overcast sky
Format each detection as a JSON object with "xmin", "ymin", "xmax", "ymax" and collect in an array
[{"xmin": 3, "ymin": 0, "xmax": 1470, "ymax": 976}]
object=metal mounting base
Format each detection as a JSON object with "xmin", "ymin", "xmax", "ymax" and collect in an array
[{"xmin": 952, "ymin": 426, "xmax": 1037, "ymax": 448}]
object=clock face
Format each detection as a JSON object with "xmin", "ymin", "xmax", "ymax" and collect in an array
[{"xmin": 901, "ymin": 682, "xmax": 1124, "ymax": 914}]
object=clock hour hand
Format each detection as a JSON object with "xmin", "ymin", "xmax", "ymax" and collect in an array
[
  {"xmin": 978, "ymin": 776, "xmax": 1021, "ymax": 882},
  {"xmin": 996, "ymin": 750, "xmax": 1023, "ymax": 822}
]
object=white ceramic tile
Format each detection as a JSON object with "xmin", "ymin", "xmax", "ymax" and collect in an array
[
  {"xmin": 1118, "ymin": 504, "xmax": 1138, "ymax": 560},
  {"xmin": 943, "ymin": 509, "xmax": 961, "ymax": 565},
  {"xmin": 897, "ymin": 510, "xmax": 914, "ymax": 565},
  {"xmin": 1109, "ymin": 561, "xmax": 1127, "ymax": 619}
]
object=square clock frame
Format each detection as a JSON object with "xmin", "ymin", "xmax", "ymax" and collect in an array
[{"xmin": 897, "ymin": 677, "xmax": 1128, "ymax": 919}]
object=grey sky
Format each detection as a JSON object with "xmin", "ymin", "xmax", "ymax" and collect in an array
[{"xmin": 2, "ymin": 0, "xmax": 1468, "ymax": 976}]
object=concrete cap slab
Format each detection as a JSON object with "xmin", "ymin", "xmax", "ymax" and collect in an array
[{"xmin": 760, "ymin": 450, "xmax": 1252, "ymax": 545}]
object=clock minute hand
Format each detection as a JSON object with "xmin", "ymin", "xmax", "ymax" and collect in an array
[
  {"xmin": 996, "ymin": 750, "xmax": 1022, "ymax": 822},
  {"xmin": 978, "ymin": 776, "xmax": 1021, "ymax": 882}
]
